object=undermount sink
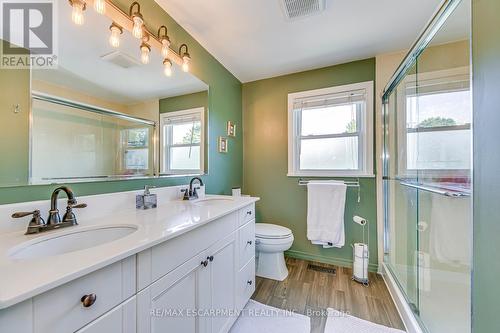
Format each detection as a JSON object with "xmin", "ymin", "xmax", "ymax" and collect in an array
[
  {"xmin": 8, "ymin": 225, "xmax": 138, "ymax": 261},
  {"xmin": 192, "ymin": 197, "xmax": 234, "ymax": 207}
]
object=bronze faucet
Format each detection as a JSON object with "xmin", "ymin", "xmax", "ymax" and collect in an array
[{"xmin": 12, "ymin": 186, "xmax": 87, "ymax": 235}]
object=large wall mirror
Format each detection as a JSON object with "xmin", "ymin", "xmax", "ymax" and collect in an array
[{"xmin": 0, "ymin": 2, "xmax": 209, "ymax": 187}]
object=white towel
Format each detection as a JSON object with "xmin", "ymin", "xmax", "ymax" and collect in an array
[
  {"xmin": 429, "ymin": 194, "xmax": 471, "ymax": 266},
  {"xmin": 307, "ymin": 181, "xmax": 347, "ymax": 248}
]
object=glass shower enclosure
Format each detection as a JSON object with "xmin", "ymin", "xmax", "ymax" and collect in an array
[{"xmin": 382, "ymin": 0, "xmax": 471, "ymax": 332}]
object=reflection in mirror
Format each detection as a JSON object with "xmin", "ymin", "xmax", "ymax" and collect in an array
[
  {"xmin": 30, "ymin": 95, "xmax": 156, "ymax": 182},
  {"xmin": 0, "ymin": 1, "xmax": 209, "ymax": 187},
  {"xmin": 159, "ymin": 91, "xmax": 208, "ymax": 175}
]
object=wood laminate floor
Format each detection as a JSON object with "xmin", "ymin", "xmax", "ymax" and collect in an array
[{"xmin": 251, "ymin": 257, "xmax": 405, "ymax": 333}]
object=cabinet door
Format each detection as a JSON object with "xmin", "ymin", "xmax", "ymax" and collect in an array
[
  {"xmin": 76, "ymin": 297, "xmax": 136, "ymax": 333},
  {"xmin": 137, "ymin": 251, "xmax": 210, "ymax": 333},
  {"xmin": 206, "ymin": 231, "xmax": 238, "ymax": 333}
]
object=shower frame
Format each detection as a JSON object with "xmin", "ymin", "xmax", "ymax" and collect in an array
[{"xmin": 380, "ymin": 0, "xmax": 470, "ymax": 332}]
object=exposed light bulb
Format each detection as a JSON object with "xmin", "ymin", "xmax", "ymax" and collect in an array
[
  {"xmin": 179, "ymin": 44, "xmax": 191, "ymax": 72},
  {"xmin": 94, "ymin": 0, "xmax": 105, "ymax": 14},
  {"xmin": 109, "ymin": 24, "xmax": 122, "ymax": 48},
  {"xmin": 132, "ymin": 16, "xmax": 144, "ymax": 39},
  {"xmin": 182, "ymin": 55, "xmax": 190, "ymax": 72},
  {"xmin": 70, "ymin": 0, "xmax": 86, "ymax": 25},
  {"xmin": 161, "ymin": 38, "xmax": 170, "ymax": 58},
  {"xmin": 163, "ymin": 59, "xmax": 172, "ymax": 77},
  {"xmin": 140, "ymin": 43, "xmax": 151, "ymax": 64}
]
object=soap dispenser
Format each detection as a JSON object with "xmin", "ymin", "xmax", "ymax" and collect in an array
[{"xmin": 136, "ymin": 185, "xmax": 157, "ymax": 209}]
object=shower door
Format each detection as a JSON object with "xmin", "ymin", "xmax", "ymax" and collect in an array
[{"xmin": 383, "ymin": 0, "xmax": 472, "ymax": 332}]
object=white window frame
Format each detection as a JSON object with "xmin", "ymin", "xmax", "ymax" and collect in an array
[
  {"xmin": 160, "ymin": 107, "xmax": 205, "ymax": 175},
  {"xmin": 287, "ymin": 81, "xmax": 374, "ymax": 177}
]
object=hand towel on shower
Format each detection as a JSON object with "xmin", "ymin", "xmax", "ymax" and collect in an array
[{"xmin": 307, "ymin": 181, "xmax": 347, "ymax": 248}]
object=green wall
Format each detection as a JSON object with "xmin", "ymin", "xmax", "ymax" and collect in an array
[
  {"xmin": 472, "ymin": 0, "xmax": 500, "ymax": 331},
  {"xmin": 0, "ymin": 43, "xmax": 30, "ymax": 187},
  {"xmin": 242, "ymin": 59, "xmax": 378, "ymax": 270},
  {"xmin": 160, "ymin": 91, "xmax": 208, "ymax": 114},
  {"xmin": 0, "ymin": 0, "xmax": 242, "ymax": 204}
]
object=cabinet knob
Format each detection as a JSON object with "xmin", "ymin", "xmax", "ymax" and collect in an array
[
  {"xmin": 246, "ymin": 211, "xmax": 252, "ymax": 215},
  {"xmin": 247, "ymin": 240, "xmax": 253, "ymax": 245},
  {"xmin": 208, "ymin": 255, "xmax": 214, "ymax": 262},
  {"xmin": 201, "ymin": 260, "xmax": 208, "ymax": 267},
  {"xmin": 81, "ymin": 293, "xmax": 97, "ymax": 307},
  {"xmin": 247, "ymin": 280, "xmax": 253, "ymax": 285}
]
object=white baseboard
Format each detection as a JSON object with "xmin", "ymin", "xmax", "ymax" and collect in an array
[{"xmin": 380, "ymin": 262, "xmax": 423, "ymax": 333}]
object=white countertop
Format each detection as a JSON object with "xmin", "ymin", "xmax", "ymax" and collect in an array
[{"xmin": 0, "ymin": 195, "xmax": 259, "ymax": 309}]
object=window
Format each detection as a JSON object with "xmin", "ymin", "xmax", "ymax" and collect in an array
[
  {"xmin": 288, "ymin": 81, "xmax": 374, "ymax": 177},
  {"xmin": 122, "ymin": 128, "xmax": 150, "ymax": 171},
  {"xmin": 397, "ymin": 68, "xmax": 471, "ymax": 176},
  {"xmin": 160, "ymin": 107, "xmax": 204, "ymax": 175}
]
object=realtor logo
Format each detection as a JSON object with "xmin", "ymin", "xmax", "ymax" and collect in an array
[{"xmin": 1, "ymin": 0, "xmax": 57, "ymax": 68}]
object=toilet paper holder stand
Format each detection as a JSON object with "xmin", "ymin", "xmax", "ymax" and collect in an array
[{"xmin": 351, "ymin": 216, "xmax": 369, "ymax": 286}]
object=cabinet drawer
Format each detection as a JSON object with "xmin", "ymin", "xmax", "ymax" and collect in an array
[
  {"xmin": 137, "ymin": 211, "xmax": 238, "ymax": 290},
  {"xmin": 33, "ymin": 256, "xmax": 136, "ymax": 333},
  {"xmin": 236, "ymin": 257, "xmax": 255, "ymax": 310},
  {"xmin": 76, "ymin": 296, "xmax": 136, "ymax": 333},
  {"xmin": 238, "ymin": 204, "xmax": 255, "ymax": 226},
  {"xmin": 238, "ymin": 220, "xmax": 255, "ymax": 269}
]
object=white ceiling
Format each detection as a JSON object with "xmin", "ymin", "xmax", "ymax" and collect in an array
[
  {"xmin": 155, "ymin": 0, "xmax": 443, "ymax": 82},
  {"xmin": 33, "ymin": 2, "xmax": 207, "ymax": 105}
]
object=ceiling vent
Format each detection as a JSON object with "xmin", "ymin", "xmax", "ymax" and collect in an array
[
  {"xmin": 281, "ymin": 0, "xmax": 326, "ymax": 20},
  {"xmin": 100, "ymin": 51, "xmax": 141, "ymax": 69}
]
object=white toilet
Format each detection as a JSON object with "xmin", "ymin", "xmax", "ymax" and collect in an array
[{"xmin": 255, "ymin": 223, "xmax": 294, "ymax": 281}]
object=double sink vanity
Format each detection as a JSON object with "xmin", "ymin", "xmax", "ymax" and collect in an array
[{"xmin": 0, "ymin": 186, "xmax": 258, "ymax": 333}]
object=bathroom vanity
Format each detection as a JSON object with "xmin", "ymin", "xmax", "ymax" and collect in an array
[{"xmin": 0, "ymin": 187, "xmax": 258, "ymax": 333}]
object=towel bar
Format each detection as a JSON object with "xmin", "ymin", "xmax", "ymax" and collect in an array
[{"xmin": 298, "ymin": 178, "xmax": 361, "ymax": 203}]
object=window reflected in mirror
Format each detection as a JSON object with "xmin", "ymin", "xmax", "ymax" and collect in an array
[{"xmin": 160, "ymin": 107, "xmax": 204, "ymax": 175}]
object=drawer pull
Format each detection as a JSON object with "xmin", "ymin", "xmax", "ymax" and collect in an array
[
  {"xmin": 208, "ymin": 255, "xmax": 214, "ymax": 262},
  {"xmin": 247, "ymin": 280, "xmax": 253, "ymax": 285},
  {"xmin": 246, "ymin": 211, "xmax": 252, "ymax": 215},
  {"xmin": 81, "ymin": 293, "xmax": 97, "ymax": 307},
  {"xmin": 201, "ymin": 260, "xmax": 209, "ymax": 267},
  {"xmin": 247, "ymin": 240, "xmax": 253, "ymax": 245}
]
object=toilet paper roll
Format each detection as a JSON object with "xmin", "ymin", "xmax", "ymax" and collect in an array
[
  {"xmin": 354, "ymin": 243, "xmax": 369, "ymax": 258},
  {"xmin": 353, "ymin": 215, "xmax": 367, "ymax": 226}
]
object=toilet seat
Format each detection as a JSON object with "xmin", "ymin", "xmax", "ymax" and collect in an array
[{"xmin": 255, "ymin": 223, "xmax": 292, "ymax": 239}]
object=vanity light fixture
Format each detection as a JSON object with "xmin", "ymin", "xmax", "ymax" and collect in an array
[
  {"xmin": 179, "ymin": 44, "xmax": 191, "ymax": 72},
  {"xmin": 163, "ymin": 59, "xmax": 172, "ymax": 77},
  {"xmin": 140, "ymin": 42, "xmax": 151, "ymax": 64},
  {"xmin": 69, "ymin": 0, "xmax": 86, "ymax": 25},
  {"xmin": 109, "ymin": 22, "xmax": 123, "ymax": 48},
  {"xmin": 158, "ymin": 25, "xmax": 171, "ymax": 58},
  {"xmin": 129, "ymin": 1, "xmax": 144, "ymax": 39},
  {"xmin": 94, "ymin": 0, "xmax": 106, "ymax": 14}
]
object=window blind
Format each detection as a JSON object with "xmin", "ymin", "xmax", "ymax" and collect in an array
[
  {"xmin": 292, "ymin": 89, "xmax": 366, "ymax": 110},
  {"xmin": 163, "ymin": 113, "xmax": 200, "ymax": 125}
]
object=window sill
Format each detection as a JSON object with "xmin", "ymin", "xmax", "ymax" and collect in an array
[
  {"xmin": 161, "ymin": 171, "xmax": 203, "ymax": 176},
  {"xmin": 287, "ymin": 172, "xmax": 375, "ymax": 178}
]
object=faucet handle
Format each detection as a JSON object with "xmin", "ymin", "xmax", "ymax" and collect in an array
[
  {"xmin": 181, "ymin": 188, "xmax": 190, "ymax": 200},
  {"xmin": 12, "ymin": 210, "xmax": 41, "ymax": 219},
  {"xmin": 62, "ymin": 202, "xmax": 86, "ymax": 225},
  {"xmin": 70, "ymin": 203, "xmax": 87, "ymax": 209},
  {"xmin": 12, "ymin": 210, "xmax": 46, "ymax": 234}
]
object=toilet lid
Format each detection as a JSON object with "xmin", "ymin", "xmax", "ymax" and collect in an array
[{"xmin": 255, "ymin": 223, "xmax": 292, "ymax": 239}]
